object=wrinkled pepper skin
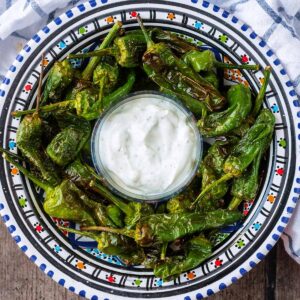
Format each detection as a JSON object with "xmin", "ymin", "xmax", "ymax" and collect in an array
[
  {"xmin": 202, "ymin": 71, "xmax": 219, "ymax": 89},
  {"xmin": 69, "ymin": 32, "xmax": 146, "ymax": 68},
  {"xmin": 46, "ymin": 115, "xmax": 91, "ymax": 167},
  {"xmin": 166, "ymin": 189, "xmax": 194, "ymax": 213},
  {"xmin": 42, "ymin": 60, "xmax": 74, "ymax": 105},
  {"xmin": 60, "ymin": 227, "xmax": 145, "ymax": 265},
  {"xmin": 12, "ymin": 70, "xmax": 136, "ymax": 120},
  {"xmin": 137, "ymin": 16, "xmax": 226, "ymax": 114},
  {"xmin": 153, "ymin": 236, "xmax": 212, "ymax": 280},
  {"xmin": 223, "ymin": 109, "xmax": 275, "ymax": 177},
  {"xmin": 183, "ymin": 50, "xmax": 259, "ymax": 72},
  {"xmin": 93, "ymin": 61, "xmax": 119, "ymax": 98},
  {"xmin": 16, "ymin": 114, "xmax": 60, "ymax": 186},
  {"xmin": 134, "ymin": 209, "xmax": 242, "ymax": 246},
  {"xmin": 198, "ymin": 84, "xmax": 252, "ymax": 137},
  {"xmin": 106, "ymin": 204, "xmax": 124, "ymax": 228}
]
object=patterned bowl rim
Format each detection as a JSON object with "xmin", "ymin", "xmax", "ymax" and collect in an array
[{"xmin": 0, "ymin": 0, "xmax": 299, "ymax": 299}]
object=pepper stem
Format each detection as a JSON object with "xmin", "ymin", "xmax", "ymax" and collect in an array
[
  {"xmin": 228, "ymin": 196, "xmax": 243, "ymax": 211},
  {"xmin": 58, "ymin": 226, "xmax": 100, "ymax": 240},
  {"xmin": 1, "ymin": 151, "xmax": 49, "ymax": 191},
  {"xmin": 191, "ymin": 173, "xmax": 233, "ymax": 207},
  {"xmin": 12, "ymin": 100, "xmax": 74, "ymax": 117},
  {"xmin": 80, "ymin": 225, "xmax": 135, "ymax": 239},
  {"xmin": 136, "ymin": 15, "xmax": 154, "ymax": 48},
  {"xmin": 68, "ymin": 48, "xmax": 116, "ymax": 60},
  {"xmin": 161, "ymin": 242, "xmax": 168, "ymax": 260},
  {"xmin": 90, "ymin": 180, "xmax": 134, "ymax": 216},
  {"xmin": 82, "ymin": 21, "xmax": 122, "ymax": 80},
  {"xmin": 252, "ymin": 66, "xmax": 271, "ymax": 117},
  {"xmin": 214, "ymin": 61, "xmax": 260, "ymax": 71}
]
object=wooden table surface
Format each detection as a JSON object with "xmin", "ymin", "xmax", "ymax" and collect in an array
[{"xmin": 1, "ymin": 220, "xmax": 299, "ymax": 300}]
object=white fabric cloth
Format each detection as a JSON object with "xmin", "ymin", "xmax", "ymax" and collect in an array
[{"xmin": 0, "ymin": 0, "xmax": 300, "ymax": 262}]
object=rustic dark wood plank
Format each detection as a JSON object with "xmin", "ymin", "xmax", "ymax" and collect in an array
[
  {"xmin": 276, "ymin": 240, "xmax": 300, "ymax": 300},
  {"xmin": 1, "ymin": 219, "xmax": 300, "ymax": 300}
]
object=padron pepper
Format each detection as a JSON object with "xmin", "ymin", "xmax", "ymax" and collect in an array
[
  {"xmin": 198, "ymin": 84, "xmax": 252, "ymax": 137},
  {"xmin": 12, "ymin": 69, "xmax": 136, "ymax": 120},
  {"xmin": 46, "ymin": 113, "xmax": 91, "ymax": 167},
  {"xmin": 16, "ymin": 113, "xmax": 60, "ymax": 186},
  {"xmin": 183, "ymin": 49, "xmax": 260, "ymax": 72},
  {"xmin": 81, "ymin": 209, "xmax": 242, "ymax": 247},
  {"xmin": 192, "ymin": 108, "xmax": 275, "ymax": 206},
  {"xmin": 1, "ymin": 151, "xmax": 115, "ymax": 227},
  {"xmin": 64, "ymin": 159, "xmax": 154, "ymax": 228},
  {"xmin": 81, "ymin": 21, "xmax": 123, "ymax": 80},
  {"xmin": 41, "ymin": 60, "xmax": 74, "ymax": 105},
  {"xmin": 228, "ymin": 123, "xmax": 273, "ymax": 210},
  {"xmin": 60, "ymin": 227, "xmax": 145, "ymax": 265},
  {"xmin": 153, "ymin": 236, "xmax": 212, "ymax": 280},
  {"xmin": 69, "ymin": 30, "xmax": 146, "ymax": 68},
  {"xmin": 137, "ymin": 16, "xmax": 226, "ymax": 114}
]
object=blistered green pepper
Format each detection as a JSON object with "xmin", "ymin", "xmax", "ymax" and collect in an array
[
  {"xmin": 183, "ymin": 50, "xmax": 259, "ymax": 72},
  {"xmin": 60, "ymin": 227, "xmax": 145, "ymax": 265},
  {"xmin": 69, "ymin": 31, "xmax": 146, "ymax": 68},
  {"xmin": 106, "ymin": 204, "xmax": 124, "ymax": 228},
  {"xmin": 153, "ymin": 236, "xmax": 212, "ymax": 280},
  {"xmin": 41, "ymin": 60, "xmax": 74, "ymax": 105},
  {"xmin": 46, "ymin": 114, "xmax": 91, "ymax": 167},
  {"xmin": 198, "ymin": 84, "xmax": 252, "ymax": 137},
  {"xmin": 13, "ymin": 70, "xmax": 136, "ymax": 120},
  {"xmin": 1, "ymin": 152, "xmax": 115, "ymax": 226},
  {"xmin": 82, "ymin": 209, "xmax": 242, "ymax": 247},
  {"xmin": 16, "ymin": 114, "xmax": 60, "ymax": 186},
  {"xmin": 193, "ymin": 109, "xmax": 275, "ymax": 205}
]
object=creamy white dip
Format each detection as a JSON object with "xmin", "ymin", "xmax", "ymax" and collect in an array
[{"xmin": 96, "ymin": 94, "xmax": 200, "ymax": 199}]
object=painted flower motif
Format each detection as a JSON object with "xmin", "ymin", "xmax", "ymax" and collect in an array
[
  {"xmin": 275, "ymin": 166, "xmax": 284, "ymax": 176},
  {"xmin": 167, "ymin": 12, "xmax": 176, "ymax": 20},
  {"xmin": 193, "ymin": 20, "xmax": 203, "ymax": 30},
  {"xmin": 184, "ymin": 270, "xmax": 196, "ymax": 280},
  {"xmin": 267, "ymin": 193, "xmax": 276, "ymax": 204},
  {"xmin": 34, "ymin": 222, "xmax": 44, "ymax": 233},
  {"xmin": 154, "ymin": 278, "xmax": 163, "ymax": 287},
  {"xmin": 8, "ymin": 139, "xmax": 16, "ymax": 150},
  {"xmin": 271, "ymin": 103, "xmax": 279, "ymax": 113},
  {"xmin": 78, "ymin": 26, "xmax": 88, "ymax": 35},
  {"xmin": 23, "ymin": 82, "xmax": 32, "ymax": 94},
  {"xmin": 10, "ymin": 166, "xmax": 19, "ymax": 176},
  {"xmin": 57, "ymin": 40, "xmax": 67, "ymax": 50},
  {"xmin": 132, "ymin": 278, "xmax": 142, "ymax": 287},
  {"xmin": 69, "ymin": 58, "xmax": 82, "ymax": 69},
  {"xmin": 106, "ymin": 274, "xmax": 116, "ymax": 283},
  {"xmin": 252, "ymin": 222, "xmax": 262, "ymax": 231},
  {"xmin": 214, "ymin": 258, "xmax": 223, "ymax": 268},
  {"xmin": 129, "ymin": 11, "xmax": 138, "ymax": 18},
  {"xmin": 105, "ymin": 16, "xmax": 116, "ymax": 24},
  {"xmin": 241, "ymin": 54, "xmax": 251, "ymax": 64},
  {"xmin": 40, "ymin": 57, "xmax": 49, "ymax": 67},
  {"xmin": 259, "ymin": 77, "xmax": 265, "ymax": 85},
  {"xmin": 75, "ymin": 260, "xmax": 86, "ymax": 270},
  {"xmin": 218, "ymin": 34, "xmax": 228, "ymax": 43},
  {"xmin": 18, "ymin": 196, "xmax": 27, "ymax": 208},
  {"xmin": 277, "ymin": 138, "xmax": 287, "ymax": 149},
  {"xmin": 53, "ymin": 244, "xmax": 62, "ymax": 253},
  {"xmin": 235, "ymin": 238, "xmax": 245, "ymax": 249}
]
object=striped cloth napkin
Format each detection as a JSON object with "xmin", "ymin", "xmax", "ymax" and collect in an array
[{"xmin": 0, "ymin": 0, "xmax": 300, "ymax": 262}]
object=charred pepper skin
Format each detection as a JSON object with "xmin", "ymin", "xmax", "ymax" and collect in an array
[
  {"xmin": 16, "ymin": 114, "xmax": 61, "ymax": 187},
  {"xmin": 198, "ymin": 84, "xmax": 252, "ymax": 137}
]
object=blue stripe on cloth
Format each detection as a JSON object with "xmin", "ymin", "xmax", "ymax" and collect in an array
[
  {"xmin": 262, "ymin": 21, "xmax": 278, "ymax": 42},
  {"xmin": 68, "ymin": 0, "xmax": 82, "ymax": 5},
  {"xmin": 6, "ymin": 0, "xmax": 12, "ymax": 9},
  {"xmin": 256, "ymin": 0, "xmax": 298, "ymax": 38},
  {"xmin": 11, "ymin": 32, "xmax": 28, "ymax": 40},
  {"xmin": 30, "ymin": 0, "xmax": 47, "ymax": 18},
  {"xmin": 0, "ymin": 74, "xmax": 4, "ymax": 81},
  {"xmin": 229, "ymin": 0, "xmax": 249, "ymax": 14},
  {"xmin": 23, "ymin": 0, "xmax": 30, "ymax": 10},
  {"xmin": 277, "ymin": 6, "xmax": 294, "ymax": 21},
  {"xmin": 283, "ymin": 232, "xmax": 300, "ymax": 257},
  {"xmin": 296, "ymin": 11, "xmax": 300, "ymax": 21},
  {"xmin": 47, "ymin": 10, "xmax": 56, "ymax": 23},
  {"xmin": 293, "ymin": 74, "xmax": 300, "ymax": 88}
]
